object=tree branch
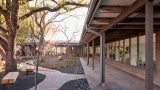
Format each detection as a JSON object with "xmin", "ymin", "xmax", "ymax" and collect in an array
[
  {"xmin": 30, "ymin": 16, "xmax": 39, "ymax": 39},
  {"xmin": 20, "ymin": 1, "xmax": 88, "ymax": 20},
  {"xmin": 0, "ymin": 6, "xmax": 7, "ymax": 16},
  {"xmin": 0, "ymin": 35, "xmax": 8, "ymax": 52},
  {"xmin": 52, "ymin": 14, "xmax": 77, "ymax": 23},
  {"xmin": 0, "ymin": 26, "xmax": 8, "ymax": 33}
]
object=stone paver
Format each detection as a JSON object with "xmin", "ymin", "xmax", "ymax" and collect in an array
[
  {"xmin": 28, "ymin": 65, "xmax": 85, "ymax": 90},
  {"xmin": 81, "ymin": 58, "xmax": 160, "ymax": 90}
]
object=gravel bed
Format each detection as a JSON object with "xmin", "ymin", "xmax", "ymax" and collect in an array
[
  {"xmin": 55, "ymin": 58, "xmax": 84, "ymax": 74},
  {"xmin": 56, "ymin": 58, "xmax": 90, "ymax": 89},
  {"xmin": 59, "ymin": 78, "xmax": 90, "ymax": 90},
  {"xmin": 0, "ymin": 72, "xmax": 46, "ymax": 90},
  {"xmin": 75, "ymin": 58, "xmax": 84, "ymax": 74}
]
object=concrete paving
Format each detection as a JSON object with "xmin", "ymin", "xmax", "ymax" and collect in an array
[
  {"xmin": 81, "ymin": 58, "xmax": 160, "ymax": 90},
  {"xmin": 28, "ymin": 65, "xmax": 85, "ymax": 90}
]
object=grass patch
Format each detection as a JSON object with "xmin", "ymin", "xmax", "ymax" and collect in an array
[
  {"xmin": 39, "ymin": 58, "xmax": 76, "ymax": 69},
  {"xmin": 18, "ymin": 69, "xmax": 26, "ymax": 74},
  {"xmin": 0, "ymin": 71, "xmax": 5, "ymax": 76}
]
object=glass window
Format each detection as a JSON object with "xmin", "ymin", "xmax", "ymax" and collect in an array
[
  {"xmin": 153, "ymin": 33, "xmax": 156, "ymax": 62},
  {"xmin": 139, "ymin": 35, "xmax": 145, "ymax": 68},
  {"xmin": 89, "ymin": 46, "xmax": 92, "ymax": 54},
  {"xmin": 95, "ymin": 46, "xmax": 100, "ymax": 56},
  {"xmin": 109, "ymin": 42, "xmax": 112, "ymax": 59},
  {"xmin": 112, "ymin": 42, "xmax": 116, "ymax": 60},
  {"xmin": 131, "ymin": 37, "xmax": 137, "ymax": 66},
  {"xmin": 119, "ymin": 40, "xmax": 124, "ymax": 62},
  {"xmin": 107, "ymin": 43, "xmax": 110, "ymax": 59},
  {"xmin": 115, "ymin": 41, "xmax": 120, "ymax": 61},
  {"xmin": 153, "ymin": 33, "xmax": 156, "ymax": 70},
  {"xmin": 124, "ymin": 39, "xmax": 130, "ymax": 64}
]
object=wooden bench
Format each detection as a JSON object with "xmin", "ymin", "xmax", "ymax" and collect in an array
[
  {"xmin": 26, "ymin": 68, "xmax": 34, "ymax": 75},
  {"xmin": 19, "ymin": 64, "xmax": 34, "ymax": 75},
  {"xmin": 57, "ymin": 56, "xmax": 63, "ymax": 60},
  {"xmin": 2, "ymin": 72, "xmax": 19, "ymax": 84}
]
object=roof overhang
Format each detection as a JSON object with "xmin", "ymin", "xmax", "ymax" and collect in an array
[{"xmin": 80, "ymin": 0, "xmax": 160, "ymax": 45}]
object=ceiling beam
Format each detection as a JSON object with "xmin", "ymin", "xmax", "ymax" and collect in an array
[
  {"xmin": 93, "ymin": 17, "xmax": 160, "ymax": 23},
  {"xmin": 101, "ymin": 0, "xmax": 147, "ymax": 32},
  {"xmin": 99, "ymin": 6, "xmax": 128, "ymax": 13},
  {"xmin": 136, "ymin": 6, "xmax": 160, "ymax": 13},
  {"xmin": 122, "ymin": 18, "xmax": 160, "ymax": 23},
  {"xmin": 89, "ymin": 24, "xmax": 105, "ymax": 29},
  {"xmin": 111, "ymin": 25, "xmax": 144, "ymax": 29},
  {"xmin": 87, "ymin": 0, "xmax": 150, "ymax": 42},
  {"xmin": 92, "ymin": 17, "xmax": 160, "ymax": 26},
  {"xmin": 112, "ymin": 24, "xmax": 160, "ymax": 29},
  {"xmin": 93, "ymin": 17, "xmax": 113, "ymax": 23}
]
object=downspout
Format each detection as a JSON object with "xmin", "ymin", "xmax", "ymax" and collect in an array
[{"xmin": 86, "ymin": 25, "xmax": 105, "ymax": 86}]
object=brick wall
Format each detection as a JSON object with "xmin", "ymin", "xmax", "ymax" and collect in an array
[
  {"xmin": 107, "ymin": 60, "xmax": 145, "ymax": 78},
  {"xmin": 106, "ymin": 59, "xmax": 160, "ymax": 86}
]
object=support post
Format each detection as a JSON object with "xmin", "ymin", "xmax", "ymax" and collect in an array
[
  {"xmin": 100, "ymin": 33, "xmax": 105, "ymax": 85},
  {"xmin": 83, "ymin": 45, "xmax": 85, "ymax": 59},
  {"xmin": 92, "ymin": 40, "xmax": 95, "ymax": 70},
  {"xmin": 118, "ymin": 41, "xmax": 120, "ymax": 61},
  {"xmin": 87, "ymin": 42, "xmax": 89, "ymax": 65},
  {"xmin": 145, "ymin": 1, "xmax": 153, "ymax": 90},
  {"xmin": 86, "ymin": 26, "xmax": 105, "ymax": 85}
]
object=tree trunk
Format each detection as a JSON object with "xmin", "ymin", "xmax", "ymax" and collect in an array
[
  {"xmin": 5, "ymin": 0, "xmax": 19, "ymax": 74},
  {"xmin": 6, "ymin": 33, "xmax": 17, "ymax": 73}
]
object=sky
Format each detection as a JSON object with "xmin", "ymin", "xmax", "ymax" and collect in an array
[
  {"xmin": 44, "ymin": 7, "xmax": 88, "ymax": 43},
  {"xmin": 29, "ymin": 0, "xmax": 89, "ymax": 43}
]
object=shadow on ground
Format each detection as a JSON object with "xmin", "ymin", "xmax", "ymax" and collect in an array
[
  {"xmin": 0, "ymin": 72, "xmax": 46, "ymax": 90},
  {"xmin": 59, "ymin": 78, "xmax": 90, "ymax": 90}
]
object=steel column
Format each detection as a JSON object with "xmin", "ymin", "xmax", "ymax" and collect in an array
[
  {"xmin": 92, "ymin": 40, "xmax": 95, "ymax": 70},
  {"xmin": 83, "ymin": 45, "xmax": 85, "ymax": 59},
  {"xmin": 100, "ymin": 33, "xmax": 105, "ymax": 84},
  {"xmin": 145, "ymin": 1, "xmax": 153, "ymax": 90},
  {"xmin": 87, "ymin": 42, "xmax": 89, "ymax": 65}
]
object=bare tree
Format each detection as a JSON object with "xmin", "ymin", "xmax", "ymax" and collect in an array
[{"xmin": 58, "ymin": 26, "xmax": 79, "ymax": 58}]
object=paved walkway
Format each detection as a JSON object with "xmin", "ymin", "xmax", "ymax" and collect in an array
[
  {"xmin": 81, "ymin": 58, "xmax": 160, "ymax": 90},
  {"xmin": 18, "ymin": 62, "xmax": 85, "ymax": 90},
  {"xmin": 29, "ymin": 67, "xmax": 85, "ymax": 90}
]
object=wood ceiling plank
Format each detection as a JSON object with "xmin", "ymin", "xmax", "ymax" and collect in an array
[
  {"xmin": 99, "ymin": 6, "xmax": 128, "ymax": 13},
  {"xmin": 87, "ymin": 0, "xmax": 148, "ymax": 42}
]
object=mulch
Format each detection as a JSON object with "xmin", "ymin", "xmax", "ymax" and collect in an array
[
  {"xmin": 0, "ymin": 72, "xmax": 46, "ymax": 90},
  {"xmin": 54, "ymin": 58, "xmax": 85, "ymax": 74}
]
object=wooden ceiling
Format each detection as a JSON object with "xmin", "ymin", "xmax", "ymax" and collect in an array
[{"xmin": 80, "ymin": 0, "xmax": 160, "ymax": 45}]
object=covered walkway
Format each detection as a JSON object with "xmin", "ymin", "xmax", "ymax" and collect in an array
[
  {"xmin": 79, "ymin": 0, "xmax": 160, "ymax": 90},
  {"xmin": 80, "ymin": 58, "xmax": 160, "ymax": 90}
]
